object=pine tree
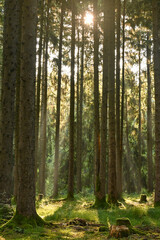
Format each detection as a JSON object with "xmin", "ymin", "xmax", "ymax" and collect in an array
[
  {"xmin": 68, "ymin": 0, "xmax": 75, "ymax": 200},
  {"xmin": 153, "ymin": 0, "xmax": 160, "ymax": 206},
  {"xmin": 116, "ymin": 0, "xmax": 122, "ymax": 200},
  {"xmin": 107, "ymin": 0, "xmax": 117, "ymax": 204},
  {"xmin": 16, "ymin": 0, "xmax": 42, "ymax": 222},
  {"xmin": 0, "ymin": 0, "xmax": 19, "ymax": 204},
  {"xmin": 93, "ymin": 0, "xmax": 101, "ymax": 207},
  {"xmin": 53, "ymin": 0, "xmax": 65, "ymax": 197},
  {"xmin": 35, "ymin": 0, "xmax": 44, "ymax": 180},
  {"xmin": 147, "ymin": 32, "xmax": 153, "ymax": 193},
  {"xmin": 137, "ymin": 40, "xmax": 142, "ymax": 193}
]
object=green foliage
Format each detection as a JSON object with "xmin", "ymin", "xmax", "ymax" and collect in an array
[{"xmin": 1, "ymin": 194, "xmax": 160, "ymax": 239}]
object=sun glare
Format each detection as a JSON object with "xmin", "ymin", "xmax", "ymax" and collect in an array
[{"xmin": 84, "ymin": 12, "xmax": 93, "ymax": 25}]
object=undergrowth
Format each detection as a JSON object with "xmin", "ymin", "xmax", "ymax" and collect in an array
[{"xmin": 0, "ymin": 193, "xmax": 160, "ymax": 239}]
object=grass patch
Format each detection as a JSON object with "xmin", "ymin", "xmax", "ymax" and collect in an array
[{"xmin": 0, "ymin": 194, "xmax": 160, "ymax": 239}]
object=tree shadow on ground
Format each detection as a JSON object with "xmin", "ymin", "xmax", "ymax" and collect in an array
[{"xmin": 44, "ymin": 199, "xmax": 77, "ymax": 222}]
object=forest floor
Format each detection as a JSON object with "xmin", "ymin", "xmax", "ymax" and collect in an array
[{"xmin": 1, "ymin": 193, "xmax": 160, "ymax": 239}]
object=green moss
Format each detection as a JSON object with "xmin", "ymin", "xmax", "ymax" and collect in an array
[
  {"xmin": 67, "ymin": 193, "xmax": 74, "ymax": 201},
  {"xmin": 116, "ymin": 218, "xmax": 132, "ymax": 228},
  {"xmin": 0, "ymin": 212, "xmax": 45, "ymax": 230},
  {"xmin": 92, "ymin": 197, "xmax": 110, "ymax": 209},
  {"xmin": 116, "ymin": 217, "xmax": 146, "ymax": 235},
  {"xmin": 131, "ymin": 227, "xmax": 146, "ymax": 235},
  {"xmin": 154, "ymin": 201, "xmax": 160, "ymax": 207},
  {"xmin": 107, "ymin": 194, "xmax": 118, "ymax": 205},
  {"xmin": 1, "ymin": 194, "xmax": 160, "ymax": 239}
]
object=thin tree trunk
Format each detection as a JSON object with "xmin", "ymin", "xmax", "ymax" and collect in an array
[
  {"xmin": 35, "ymin": 0, "xmax": 44, "ymax": 180},
  {"xmin": 68, "ymin": 0, "xmax": 75, "ymax": 200},
  {"xmin": 153, "ymin": 0, "xmax": 160, "ymax": 206},
  {"xmin": 53, "ymin": 1, "xmax": 64, "ymax": 197},
  {"xmin": 125, "ymin": 95, "xmax": 135, "ymax": 193},
  {"xmin": 0, "ymin": 0, "xmax": 19, "ymax": 204},
  {"xmin": 107, "ymin": 0, "xmax": 117, "ymax": 204},
  {"xmin": 76, "ymin": 27, "xmax": 81, "ymax": 193},
  {"xmin": 120, "ymin": 0, "xmax": 125, "ymax": 198},
  {"xmin": 137, "ymin": 42, "xmax": 142, "ymax": 193},
  {"xmin": 116, "ymin": 0, "xmax": 122, "ymax": 199},
  {"xmin": 78, "ymin": 23, "xmax": 84, "ymax": 193},
  {"xmin": 39, "ymin": 0, "xmax": 49, "ymax": 196},
  {"xmin": 38, "ymin": 40, "xmax": 45, "ymax": 193},
  {"xmin": 93, "ymin": 0, "xmax": 103, "ymax": 207},
  {"xmin": 147, "ymin": 32, "xmax": 153, "ymax": 193},
  {"xmin": 95, "ymin": 0, "xmax": 109, "ymax": 206}
]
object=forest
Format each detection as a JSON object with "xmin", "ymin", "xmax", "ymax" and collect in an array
[{"xmin": 0, "ymin": 0, "xmax": 160, "ymax": 239}]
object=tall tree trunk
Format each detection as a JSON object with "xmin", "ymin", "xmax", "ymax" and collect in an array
[
  {"xmin": 125, "ymin": 95, "xmax": 135, "ymax": 193},
  {"xmin": 137, "ymin": 42, "xmax": 142, "ymax": 193},
  {"xmin": 14, "ymin": 0, "xmax": 22, "ymax": 200},
  {"xmin": 53, "ymin": 1, "xmax": 64, "ymax": 197},
  {"xmin": 68, "ymin": 0, "xmax": 75, "ymax": 200},
  {"xmin": 93, "ymin": 0, "xmax": 103, "ymax": 207},
  {"xmin": 78, "ymin": 23, "xmax": 84, "ymax": 193},
  {"xmin": 95, "ymin": 0, "xmax": 109, "ymax": 207},
  {"xmin": 107, "ymin": 0, "xmax": 117, "ymax": 204},
  {"xmin": 76, "ymin": 27, "xmax": 81, "ymax": 192},
  {"xmin": 147, "ymin": 32, "xmax": 153, "ymax": 193},
  {"xmin": 120, "ymin": 0, "xmax": 126, "ymax": 198},
  {"xmin": 0, "ymin": 0, "xmax": 19, "ymax": 204},
  {"xmin": 116, "ymin": 0, "xmax": 122, "ymax": 199},
  {"xmin": 77, "ymin": 19, "xmax": 84, "ymax": 191},
  {"xmin": 16, "ymin": 0, "xmax": 41, "ymax": 219},
  {"xmin": 35, "ymin": 0, "xmax": 44, "ymax": 180},
  {"xmin": 153, "ymin": 0, "xmax": 160, "ymax": 206},
  {"xmin": 39, "ymin": 0, "xmax": 49, "ymax": 196}
]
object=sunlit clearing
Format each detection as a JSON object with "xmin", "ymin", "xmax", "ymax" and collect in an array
[{"xmin": 84, "ymin": 12, "xmax": 93, "ymax": 25}]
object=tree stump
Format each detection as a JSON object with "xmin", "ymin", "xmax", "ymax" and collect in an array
[
  {"xmin": 116, "ymin": 218, "xmax": 132, "ymax": 228},
  {"xmin": 140, "ymin": 194, "xmax": 147, "ymax": 203},
  {"xmin": 109, "ymin": 225, "xmax": 130, "ymax": 238}
]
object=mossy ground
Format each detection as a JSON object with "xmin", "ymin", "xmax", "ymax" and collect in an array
[{"xmin": 0, "ymin": 193, "xmax": 160, "ymax": 239}]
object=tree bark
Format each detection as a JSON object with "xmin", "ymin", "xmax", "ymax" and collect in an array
[
  {"xmin": 107, "ymin": 0, "xmax": 117, "ymax": 204},
  {"xmin": 116, "ymin": 0, "xmax": 122, "ymax": 199},
  {"xmin": 68, "ymin": 0, "xmax": 75, "ymax": 200},
  {"xmin": 53, "ymin": 1, "xmax": 64, "ymax": 197},
  {"xmin": 16, "ymin": 0, "xmax": 38, "ymax": 217},
  {"xmin": 93, "ymin": 0, "xmax": 103, "ymax": 207},
  {"xmin": 78, "ymin": 23, "xmax": 84, "ymax": 193},
  {"xmin": 14, "ymin": 0, "xmax": 22, "ymax": 200},
  {"xmin": 147, "ymin": 32, "xmax": 153, "ymax": 193},
  {"xmin": 94, "ymin": 0, "xmax": 109, "ymax": 206},
  {"xmin": 125, "ymin": 95, "xmax": 135, "ymax": 193},
  {"xmin": 76, "ymin": 16, "xmax": 84, "ymax": 193},
  {"xmin": 0, "ymin": 0, "xmax": 19, "ymax": 204},
  {"xmin": 137, "ymin": 41, "xmax": 142, "ymax": 193},
  {"xmin": 39, "ymin": 0, "xmax": 50, "ymax": 196},
  {"xmin": 35, "ymin": 0, "xmax": 44, "ymax": 181},
  {"xmin": 120, "ymin": 0, "xmax": 125, "ymax": 167},
  {"xmin": 76, "ymin": 27, "xmax": 81, "ymax": 193},
  {"xmin": 153, "ymin": 0, "xmax": 160, "ymax": 206}
]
